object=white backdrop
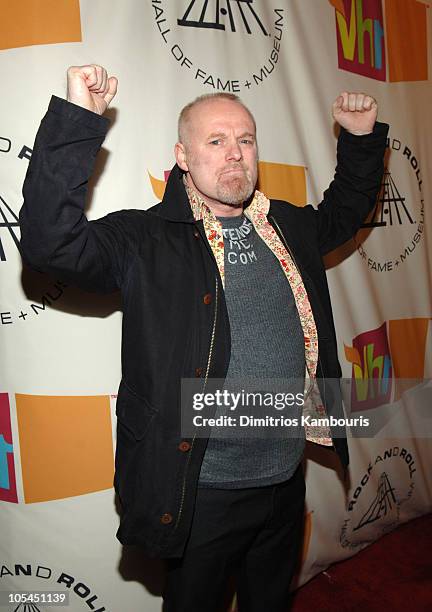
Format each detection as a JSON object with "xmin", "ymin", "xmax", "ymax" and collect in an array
[{"xmin": 1, "ymin": 1, "xmax": 431, "ymax": 610}]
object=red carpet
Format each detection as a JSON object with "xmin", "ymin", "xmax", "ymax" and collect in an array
[{"xmin": 291, "ymin": 513, "xmax": 432, "ymax": 612}]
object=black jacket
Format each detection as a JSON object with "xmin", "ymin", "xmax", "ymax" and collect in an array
[{"xmin": 20, "ymin": 96, "xmax": 388, "ymax": 557}]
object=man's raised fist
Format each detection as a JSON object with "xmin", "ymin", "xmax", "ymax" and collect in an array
[
  {"xmin": 332, "ymin": 91, "xmax": 378, "ymax": 136},
  {"xmin": 67, "ymin": 64, "xmax": 118, "ymax": 115}
]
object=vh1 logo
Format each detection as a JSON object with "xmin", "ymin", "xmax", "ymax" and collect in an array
[
  {"xmin": 344, "ymin": 318, "xmax": 431, "ymax": 411},
  {"xmin": 330, "ymin": 0, "xmax": 429, "ymax": 82}
]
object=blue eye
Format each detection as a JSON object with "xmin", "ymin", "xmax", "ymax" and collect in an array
[{"xmin": 210, "ymin": 139, "xmax": 221, "ymax": 145}]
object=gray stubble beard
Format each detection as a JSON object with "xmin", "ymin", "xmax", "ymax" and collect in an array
[{"xmin": 215, "ymin": 169, "xmax": 257, "ymax": 206}]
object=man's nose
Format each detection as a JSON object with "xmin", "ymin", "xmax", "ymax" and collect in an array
[{"xmin": 225, "ymin": 141, "xmax": 242, "ymax": 161}]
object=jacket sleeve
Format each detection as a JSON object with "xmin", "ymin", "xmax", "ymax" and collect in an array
[
  {"xmin": 19, "ymin": 95, "xmax": 131, "ymax": 293},
  {"xmin": 313, "ymin": 121, "xmax": 389, "ymax": 255}
]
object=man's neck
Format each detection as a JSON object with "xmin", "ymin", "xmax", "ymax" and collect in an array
[
  {"xmin": 205, "ymin": 201, "xmax": 244, "ymax": 217},
  {"xmin": 185, "ymin": 174, "xmax": 244, "ymax": 217}
]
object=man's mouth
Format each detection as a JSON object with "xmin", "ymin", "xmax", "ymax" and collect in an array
[{"xmin": 220, "ymin": 166, "xmax": 246, "ymax": 177}]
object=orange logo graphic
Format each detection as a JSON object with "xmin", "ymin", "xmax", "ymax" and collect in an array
[
  {"xmin": 15, "ymin": 394, "xmax": 114, "ymax": 503},
  {"xmin": 0, "ymin": 0, "xmax": 82, "ymax": 51},
  {"xmin": 257, "ymin": 162, "xmax": 307, "ymax": 206}
]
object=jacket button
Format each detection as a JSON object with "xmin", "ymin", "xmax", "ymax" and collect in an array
[
  {"xmin": 195, "ymin": 367, "xmax": 203, "ymax": 377},
  {"xmin": 203, "ymin": 293, "xmax": 212, "ymax": 305},
  {"xmin": 178, "ymin": 441, "xmax": 191, "ymax": 452},
  {"xmin": 160, "ymin": 513, "xmax": 173, "ymax": 525},
  {"xmin": 193, "ymin": 229, "xmax": 200, "ymax": 239}
]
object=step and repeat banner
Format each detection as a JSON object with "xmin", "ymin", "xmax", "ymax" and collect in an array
[{"xmin": 1, "ymin": 1, "xmax": 431, "ymax": 610}]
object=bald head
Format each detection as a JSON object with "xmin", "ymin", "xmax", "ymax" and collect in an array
[{"xmin": 178, "ymin": 93, "xmax": 256, "ymax": 146}]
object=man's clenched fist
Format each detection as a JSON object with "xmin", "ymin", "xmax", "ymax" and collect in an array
[
  {"xmin": 332, "ymin": 91, "xmax": 378, "ymax": 136},
  {"xmin": 67, "ymin": 65, "xmax": 118, "ymax": 115}
]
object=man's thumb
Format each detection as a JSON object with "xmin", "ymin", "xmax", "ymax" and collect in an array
[{"xmin": 104, "ymin": 76, "xmax": 118, "ymax": 107}]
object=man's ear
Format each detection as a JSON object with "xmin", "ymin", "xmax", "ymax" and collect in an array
[{"xmin": 174, "ymin": 142, "xmax": 189, "ymax": 172}]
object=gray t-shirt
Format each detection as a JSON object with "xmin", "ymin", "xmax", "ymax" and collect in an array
[{"xmin": 198, "ymin": 213, "xmax": 306, "ymax": 488}]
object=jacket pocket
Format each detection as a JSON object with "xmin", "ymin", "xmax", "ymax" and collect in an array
[{"xmin": 115, "ymin": 379, "xmax": 157, "ymax": 440}]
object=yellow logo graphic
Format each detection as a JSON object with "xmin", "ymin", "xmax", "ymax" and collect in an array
[
  {"xmin": 0, "ymin": 0, "xmax": 82, "ymax": 51},
  {"xmin": 148, "ymin": 171, "xmax": 168, "ymax": 202},
  {"xmin": 148, "ymin": 162, "xmax": 307, "ymax": 206}
]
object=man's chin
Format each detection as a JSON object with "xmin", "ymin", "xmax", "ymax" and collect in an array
[{"xmin": 216, "ymin": 180, "xmax": 255, "ymax": 206}]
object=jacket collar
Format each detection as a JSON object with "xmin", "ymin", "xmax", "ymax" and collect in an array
[{"xmin": 157, "ymin": 164, "xmax": 195, "ymax": 223}]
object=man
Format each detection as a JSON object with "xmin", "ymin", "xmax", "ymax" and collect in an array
[{"xmin": 20, "ymin": 65, "xmax": 388, "ymax": 611}]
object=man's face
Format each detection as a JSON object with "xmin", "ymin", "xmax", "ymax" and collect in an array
[{"xmin": 175, "ymin": 99, "xmax": 258, "ymax": 212}]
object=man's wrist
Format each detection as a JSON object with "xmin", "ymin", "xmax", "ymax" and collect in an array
[
  {"xmin": 48, "ymin": 95, "xmax": 109, "ymax": 133},
  {"xmin": 345, "ymin": 129, "xmax": 374, "ymax": 136},
  {"xmin": 339, "ymin": 121, "xmax": 389, "ymax": 141}
]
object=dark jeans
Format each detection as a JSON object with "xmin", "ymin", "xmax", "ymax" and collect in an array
[{"xmin": 163, "ymin": 465, "xmax": 305, "ymax": 612}]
